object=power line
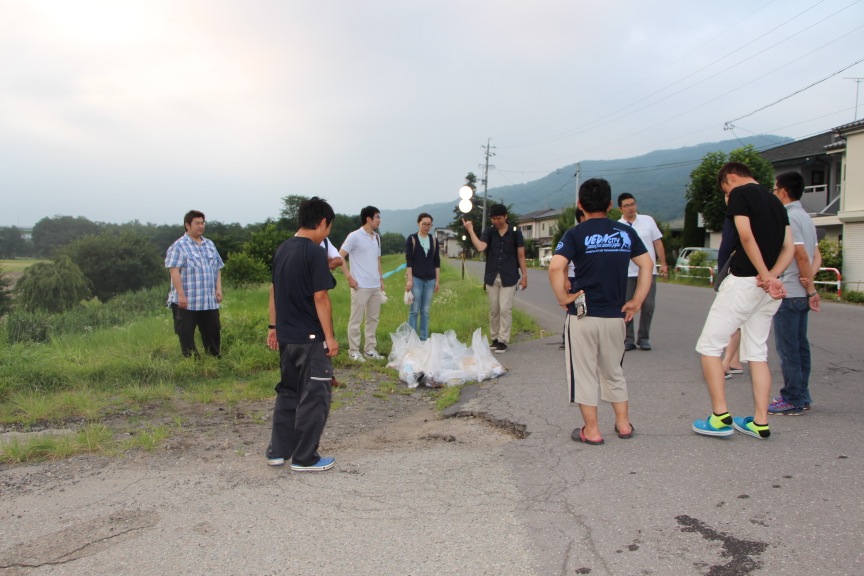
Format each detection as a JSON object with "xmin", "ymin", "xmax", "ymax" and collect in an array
[{"xmin": 725, "ymin": 57, "xmax": 864, "ymax": 127}]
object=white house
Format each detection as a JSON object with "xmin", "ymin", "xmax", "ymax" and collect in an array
[{"xmin": 829, "ymin": 119, "xmax": 864, "ymax": 291}]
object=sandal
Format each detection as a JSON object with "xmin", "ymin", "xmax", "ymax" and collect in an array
[
  {"xmin": 572, "ymin": 427, "xmax": 604, "ymax": 445},
  {"xmin": 614, "ymin": 423, "xmax": 635, "ymax": 439}
]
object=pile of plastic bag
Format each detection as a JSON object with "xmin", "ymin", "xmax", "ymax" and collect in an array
[{"xmin": 387, "ymin": 323, "xmax": 506, "ymax": 388}]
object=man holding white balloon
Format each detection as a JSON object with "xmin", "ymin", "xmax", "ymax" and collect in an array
[{"xmin": 462, "ymin": 203, "xmax": 527, "ymax": 354}]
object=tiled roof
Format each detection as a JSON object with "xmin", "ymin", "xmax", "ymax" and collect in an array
[
  {"xmin": 760, "ymin": 132, "xmax": 836, "ymax": 162},
  {"xmin": 834, "ymin": 118, "xmax": 864, "ymax": 134}
]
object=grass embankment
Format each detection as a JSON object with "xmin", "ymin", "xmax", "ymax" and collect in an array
[{"xmin": 0, "ymin": 255, "xmax": 538, "ymax": 463}]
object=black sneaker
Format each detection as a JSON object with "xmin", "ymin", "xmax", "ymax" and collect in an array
[
  {"xmin": 490, "ymin": 339, "xmax": 500, "ymax": 350},
  {"xmin": 495, "ymin": 342, "xmax": 508, "ymax": 354}
]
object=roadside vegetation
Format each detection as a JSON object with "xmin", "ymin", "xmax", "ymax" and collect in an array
[{"xmin": 0, "ymin": 255, "xmax": 538, "ymax": 463}]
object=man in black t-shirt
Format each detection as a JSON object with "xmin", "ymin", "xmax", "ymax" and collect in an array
[
  {"xmin": 462, "ymin": 204, "xmax": 528, "ymax": 354},
  {"xmin": 265, "ymin": 197, "xmax": 339, "ymax": 472},
  {"xmin": 692, "ymin": 163, "xmax": 794, "ymax": 441}
]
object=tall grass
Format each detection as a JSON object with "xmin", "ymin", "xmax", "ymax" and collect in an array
[{"xmin": 0, "ymin": 256, "xmax": 537, "ymax": 428}]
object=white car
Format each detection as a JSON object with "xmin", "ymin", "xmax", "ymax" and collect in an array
[
  {"xmin": 539, "ymin": 253, "xmax": 553, "ymax": 268},
  {"xmin": 675, "ymin": 247, "xmax": 719, "ymax": 274}
]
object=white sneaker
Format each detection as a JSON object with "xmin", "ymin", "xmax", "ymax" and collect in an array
[
  {"xmin": 348, "ymin": 351, "xmax": 366, "ymax": 362},
  {"xmin": 365, "ymin": 350, "xmax": 384, "ymax": 360}
]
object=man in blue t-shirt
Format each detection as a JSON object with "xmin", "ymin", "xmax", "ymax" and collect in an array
[
  {"xmin": 265, "ymin": 197, "xmax": 339, "ymax": 472},
  {"xmin": 549, "ymin": 178, "xmax": 654, "ymax": 446}
]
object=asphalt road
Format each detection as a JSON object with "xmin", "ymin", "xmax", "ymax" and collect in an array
[{"xmin": 458, "ymin": 260, "xmax": 864, "ymax": 575}]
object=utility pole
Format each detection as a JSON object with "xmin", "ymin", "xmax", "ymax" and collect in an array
[
  {"xmin": 845, "ymin": 77, "xmax": 864, "ymax": 120},
  {"xmin": 480, "ymin": 138, "xmax": 495, "ymax": 227},
  {"xmin": 573, "ymin": 163, "xmax": 581, "ymax": 210}
]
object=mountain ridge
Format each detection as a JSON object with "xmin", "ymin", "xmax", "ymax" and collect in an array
[{"xmin": 380, "ymin": 134, "xmax": 789, "ymax": 235}]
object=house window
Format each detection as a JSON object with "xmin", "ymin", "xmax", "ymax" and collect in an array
[{"xmin": 812, "ymin": 171, "xmax": 825, "ymax": 186}]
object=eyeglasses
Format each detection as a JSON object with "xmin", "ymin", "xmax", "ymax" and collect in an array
[
  {"xmin": 620, "ymin": 202, "xmax": 636, "ymax": 209},
  {"xmin": 420, "ymin": 222, "xmax": 432, "ymax": 226}
]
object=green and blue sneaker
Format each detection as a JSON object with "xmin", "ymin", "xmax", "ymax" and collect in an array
[
  {"xmin": 692, "ymin": 412, "xmax": 734, "ymax": 437},
  {"xmin": 732, "ymin": 416, "xmax": 770, "ymax": 439}
]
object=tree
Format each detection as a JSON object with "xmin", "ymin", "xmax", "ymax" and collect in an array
[
  {"xmin": 279, "ymin": 195, "xmax": 309, "ymax": 231},
  {"xmin": 0, "ymin": 226, "xmax": 28, "ymax": 259},
  {"xmin": 328, "ymin": 214, "xmax": 357, "ymax": 249},
  {"xmin": 0, "ymin": 264, "xmax": 13, "ymax": 318},
  {"xmin": 686, "ymin": 145, "xmax": 774, "ymax": 232},
  {"xmin": 379, "ymin": 232, "xmax": 406, "ymax": 255},
  {"xmin": 203, "ymin": 220, "xmax": 251, "ymax": 262},
  {"xmin": 552, "ymin": 206, "xmax": 577, "ymax": 247},
  {"xmin": 222, "ymin": 252, "xmax": 270, "ymax": 288},
  {"xmin": 448, "ymin": 173, "xmax": 482, "ymax": 253},
  {"xmin": 15, "ymin": 256, "xmax": 91, "ymax": 313},
  {"xmin": 31, "ymin": 215, "xmax": 102, "ymax": 257},
  {"xmin": 243, "ymin": 223, "xmax": 292, "ymax": 272},
  {"xmin": 59, "ymin": 232, "xmax": 165, "ymax": 301}
]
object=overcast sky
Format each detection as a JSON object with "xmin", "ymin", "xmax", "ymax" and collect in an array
[{"xmin": 1, "ymin": 0, "xmax": 862, "ymax": 228}]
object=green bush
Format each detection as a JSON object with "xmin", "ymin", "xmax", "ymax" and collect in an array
[
  {"xmin": 688, "ymin": 250, "xmax": 711, "ymax": 278},
  {"xmin": 14, "ymin": 256, "xmax": 91, "ymax": 313},
  {"xmin": 222, "ymin": 252, "xmax": 269, "ymax": 288},
  {"xmin": 7, "ymin": 285, "xmax": 164, "ymax": 344},
  {"xmin": 60, "ymin": 231, "xmax": 165, "ymax": 301},
  {"xmin": 844, "ymin": 290, "xmax": 864, "ymax": 304}
]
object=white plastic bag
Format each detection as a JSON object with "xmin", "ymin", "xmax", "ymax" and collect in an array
[{"xmin": 388, "ymin": 323, "xmax": 505, "ymax": 388}]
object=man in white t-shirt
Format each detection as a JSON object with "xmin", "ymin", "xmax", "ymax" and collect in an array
[
  {"xmin": 617, "ymin": 193, "xmax": 667, "ymax": 351},
  {"xmin": 339, "ymin": 206, "xmax": 384, "ymax": 362}
]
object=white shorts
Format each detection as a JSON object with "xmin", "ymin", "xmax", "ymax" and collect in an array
[{"xmin": 695, "ymin": 274, "xmax": 780, "ymax": 362}]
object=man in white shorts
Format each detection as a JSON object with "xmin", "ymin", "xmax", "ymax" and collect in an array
[{"xmin": 692, "ymin": 162, "xmax": 794, "ymax": 440}]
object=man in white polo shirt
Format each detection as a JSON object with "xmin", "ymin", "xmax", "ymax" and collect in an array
[
  {"xmin": 339, "ymin": 206, "xmax": 384, "ymax": 362},
  {"xmin": 617, "ymin": 193, "xmax": 667, "ymax": 351}
]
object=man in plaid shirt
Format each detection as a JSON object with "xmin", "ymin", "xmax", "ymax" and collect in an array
[{"xmin": 165, "ymin": 210, "xmax": 225, "ymax": 357}]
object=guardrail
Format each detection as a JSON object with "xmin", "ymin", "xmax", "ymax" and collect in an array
[
  {"xmin": 674, "ymin": 266, "xmax": 715, "ymax": 284},
  {"xmin": 815, "ymin": 267, "xmax": 842, "ymax": 298}
]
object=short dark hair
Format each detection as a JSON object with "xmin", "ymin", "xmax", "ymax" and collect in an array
[
  {"xmin": 184, "ymin": 210, "xmax": 205, "ymax": 227},
  {"xmin": 490, "ymin": 204, "xmax": 507, "ymax": 217},
  {"xmin": 417, "ymin": 212, "xmax": 433, "ymax": 223},
  {"xmin": 578, "ymin": 178, "xmax": 612, "ymax": 213},
  {"xmin": 717, "ymin": 162, "xmax": 754, "ymax": 188},
  {"xmin": 775, "ymin": 171, "xmax": 805, "ymax": 201},
  {"xmin": 360, "ymin": 206, "xmax": 380, "ymax": 225},
  {"xmin": 298, "ymin": 197, "xmax": 335, "ymax": 230},
  {"xmin": 617, "ymin": 192, "xmax": 635, "ymax": 207}
]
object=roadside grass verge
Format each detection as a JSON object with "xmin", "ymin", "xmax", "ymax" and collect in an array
[{"xmin": 0, "ymin": 255, "xmax": 538, "ymax": 462}]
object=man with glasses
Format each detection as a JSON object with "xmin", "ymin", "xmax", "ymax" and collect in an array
[
  {"xmin": 339, "ymin": 206, "xmax": 385, "ymax": 361},
  {"xmin": 165, "ymin": 210, "xmax": 224, "ymax": 357},
  {"xmin": 617, "ymin": 193, "xmax": 667, "ymax": 351}
]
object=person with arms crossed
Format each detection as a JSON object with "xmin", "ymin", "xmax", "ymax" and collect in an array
[
  {"xmin": 692, "ymin": 162, "xmax": 794, "ymax": 440},
  {"xmin": 266, "ymin": 197, "xmax": 339, "ymax": 472},
  {"xmin": 462, "ymin": 203, "xmax": 527, "ymax": 354},
  {"xmin": 617, "ymin": 193, "xmax": 667, "ymax": 351},
  {"xmin": 165, "ymin": 210, "xmax": 224, "ymax": 358},
  {"xmin": 549, "ymin": 179, "xmax": 654, "ymax": 445}
]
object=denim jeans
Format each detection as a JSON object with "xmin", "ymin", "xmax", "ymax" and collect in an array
[
  {"xmin": 408, "ymin": 278, "xmax": 436, "ymax": 340},
  {"xmin": 772, "ymin": 297, "xmax": 812, "ymax": 408}
]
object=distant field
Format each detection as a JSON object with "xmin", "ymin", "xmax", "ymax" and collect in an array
[{"xmin": 0, "ymin": 259, "xmax": 49, "ymax": 273}]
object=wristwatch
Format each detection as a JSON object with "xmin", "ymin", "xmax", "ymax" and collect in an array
[
  {"xmin": 268, "ymin": 324, "xmax": 276, "ymax": 329},
  {"xmin": 806, "ymin": 292, "xmax": 817, "ymax": 298}
]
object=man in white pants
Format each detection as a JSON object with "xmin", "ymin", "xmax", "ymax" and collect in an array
[{"xmin": 339, "ymin": 206, "xmax": 384, "ymax": 362}]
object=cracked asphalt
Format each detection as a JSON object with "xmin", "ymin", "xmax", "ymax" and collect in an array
[{"xmin": 1, "ymin": 264, "xmax": 862, "ymax": 576}]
